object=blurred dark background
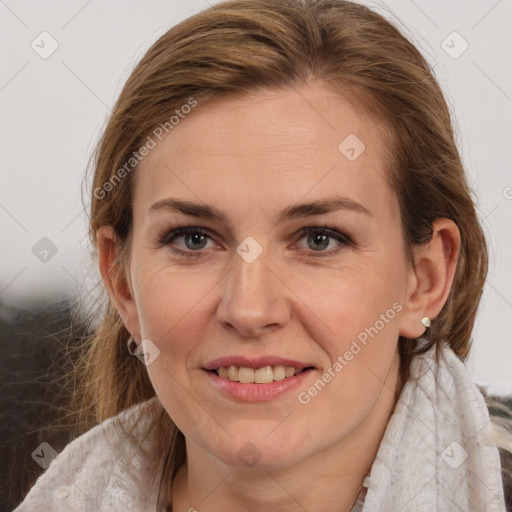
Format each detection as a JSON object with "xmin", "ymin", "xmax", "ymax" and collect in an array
[
  {"xmin": 1, "ymin": 299, "xmax": 510, "ymax": 511},
  {"xmin": 0, "ymin": 298, "xmax": 89, "ymax": 511}
]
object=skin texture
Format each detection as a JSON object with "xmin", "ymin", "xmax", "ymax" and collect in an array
[{"xmin": 97, "ymin": 82, "xmax": 460, "ymax": 511}]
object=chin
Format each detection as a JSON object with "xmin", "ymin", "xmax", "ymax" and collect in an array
[{"xmin": 209, "ymin": 432, "xmax": 314, "ymax": 471}]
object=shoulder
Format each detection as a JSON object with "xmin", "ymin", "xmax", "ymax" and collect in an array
[{"xmin": 13, "ymin": 397, "xmax": 168, "ymax": 512}]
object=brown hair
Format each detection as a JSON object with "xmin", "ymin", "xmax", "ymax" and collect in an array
[{"xmin": 66, "ymin": 0, "xmax": 492, "ymax": 487}]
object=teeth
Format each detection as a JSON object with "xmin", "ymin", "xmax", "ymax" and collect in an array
[
  {"xmin": 227, "ymin": 365, "xmax": 238, "ymax": 381},
  {"xmin": 254, "ymin": 366, "xmax": 273, "ymax": 383},
  {"xmin": 214, "ymin": 365, "xmax": 305, "ymax": 383},
  {"xmin": 238, "ymin": 367, "xmax": 254, "ymax": 383},
  {"xmin": 272, "ymin": 365, "xmax": 286, "ymax": 381}
]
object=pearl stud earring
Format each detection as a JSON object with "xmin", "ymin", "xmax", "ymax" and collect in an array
[{"xmin": 421, "ymin": 317, "xmax": 431, "ymax": 328}]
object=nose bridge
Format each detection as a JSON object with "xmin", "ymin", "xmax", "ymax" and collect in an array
[{"xmin": 217, "ymin": 247, "xmax": 289, "ymax": 336}]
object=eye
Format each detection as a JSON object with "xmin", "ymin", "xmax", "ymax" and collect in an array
[
  {"xmin": 156, "ymin": 226, "xmax": 216, "ymax": 258},
  {"xmin": 294, "ymin": 226, "xmax": 353, "ymax": 256},
  {"xmin": 156, "ymin": 224, "xmax": 353, "ymax": 259}
]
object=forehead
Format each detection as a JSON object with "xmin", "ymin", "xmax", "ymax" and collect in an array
[{"xmin": 134, "ymin": 83, "xmax": 394, "ymax": 225}]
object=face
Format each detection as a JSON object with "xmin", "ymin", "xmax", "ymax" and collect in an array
[{"xmin": 124, "ymin": 83, "xmax": 414, "ymax": 470}]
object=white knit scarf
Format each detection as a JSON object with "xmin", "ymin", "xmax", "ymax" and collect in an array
[
  {"xmin": 14, "ymin": 340, "xmax": 505, "ymax": 511},
  {"xmin": 357, "ymin": 341, "xmax": 506, "ymax": 512}
]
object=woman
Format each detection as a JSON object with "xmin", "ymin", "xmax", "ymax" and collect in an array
[{"xmin": 14, "ymin": 0, "xmax": 510, "ymax": 510}]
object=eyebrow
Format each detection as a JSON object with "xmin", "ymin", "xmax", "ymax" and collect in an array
[{"xmin": 149, "ymin": 195, "xmax": 372, "ymax": 224}]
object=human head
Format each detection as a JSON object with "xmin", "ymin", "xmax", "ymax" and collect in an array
[{"xmin": 82, "ymin": 0, "xmax": 486, "ymax": 476}]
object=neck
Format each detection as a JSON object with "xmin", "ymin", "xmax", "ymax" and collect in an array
[{"xmin": 171, "ymin": 460, "xmax": 367, "ymax": 512}]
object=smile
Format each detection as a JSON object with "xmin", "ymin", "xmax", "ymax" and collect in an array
[{"xmin": 204, "ymin": 367, "xmax": 316, "ymax": 401}]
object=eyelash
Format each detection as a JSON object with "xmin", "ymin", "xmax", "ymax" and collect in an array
[{"xmin": 155, "ymin": 223, "xmax": 353, "ymax": 260}]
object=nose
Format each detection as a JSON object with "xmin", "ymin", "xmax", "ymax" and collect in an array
[{"xmin": 216, "ymin": 249, "xmax": 291, "ymax": 338}]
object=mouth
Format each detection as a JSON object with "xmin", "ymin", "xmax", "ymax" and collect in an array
[
  {"xmin": 208, "ymin": 365, "xmax": 316, "ymax": 384},
  {"xmin": 202, "ymin": 356, "xmax": 317, "ymax": 400}
]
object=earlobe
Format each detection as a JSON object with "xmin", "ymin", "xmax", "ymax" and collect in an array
[
  {"xmin": 96, "ymin": 225, "xmax": 140, "ymax": 336},
  {"xmin": 398, "ymin": 218, "xmax": 461, "ymax": 339}
]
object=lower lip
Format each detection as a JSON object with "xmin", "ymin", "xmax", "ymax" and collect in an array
[{"xmin": 203, "ymin": 369, "xmax": 314, "ymax": 402}]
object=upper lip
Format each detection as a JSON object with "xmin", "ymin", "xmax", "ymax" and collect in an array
[{"xmin": 203, "ymin": 356, "xmax": 315, "ymax": 371}]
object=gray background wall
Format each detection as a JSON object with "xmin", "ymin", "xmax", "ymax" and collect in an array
[{"xmin": 1, "ymin": 0, "xmax": 511, "ymax": 392}]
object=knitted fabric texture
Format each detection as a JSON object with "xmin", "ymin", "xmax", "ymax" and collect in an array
[{"xmin": 14, "ymin": 343, "xmax": 507, "ymax": 511}]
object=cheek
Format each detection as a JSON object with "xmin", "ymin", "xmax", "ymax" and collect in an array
[
  {"xmin": 134, "ymin": 263, "xmax": 216, "ymax": 346},
  {"xmin": 135, "ymin": 270, "xmax": 216, "ymax": 433},
  {"xmin": 294, "ymin": 278, "xmax": 402, "ymax": 447},
  {"xmin": 306, "ymin": 258, "xmax": 404, "ymax": 354},
  {"xmin": 302, "ymin": 257, "xmax": 404, "ymax": 411},
  {"xmin": 132, "ymin": 267, "xmax": 215, "ymax": 405}
]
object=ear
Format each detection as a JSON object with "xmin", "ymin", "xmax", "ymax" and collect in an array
[
  {"xmin": 398, "ymin": 218, "xmax": 461, "ymax": 339},
  {"xmin": 96, "ymin": 225, "xmax": 141, "ymax": 340}
]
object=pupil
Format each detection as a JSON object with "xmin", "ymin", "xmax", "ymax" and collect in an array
[
  {"xmin": 186, "ymin": 233, "xmax": 207, "ymax": 250},
  {"xmin": 309, "ymin": 233, "xmax": 328, "ymax": 251}
]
